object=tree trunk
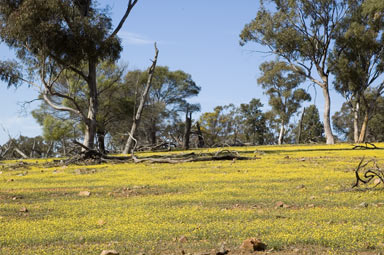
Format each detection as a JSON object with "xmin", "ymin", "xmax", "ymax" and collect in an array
[
  {"xmin": 183, "ymin": 112, "xmax": 192, "ymax": 150},
  {"xmin": 150, "ymin": 121, "xmax": 157, "ymax": 146},
  {"xmin": 297, "ymin": 107, "xmax": 306, "ymax": 144},
  {"xmin": 278, "ymin": 120, "xmax": 284, "ymax": 145},
  {"xmin": 322, "ymin": 85, "xmax": 335, "ymax": 144},
  {"xmin": 123, "ymin": 44, "xmax": 159, "ymax": 154},
  {"xmin": 353, "ymin": 100, "xmax": 360, "ymax": 143},
  {"xmin": 83, "ymin": 60, "xmax": 98, "ymax": 150},
  {"xmin": 97, "ymin": 131, "xmax": 106, "ymax": 154},
  {"xmin": 196, "ymin": 122, "xmax": 205, "ymax": 148},
  {"xmin": 46, "ymin": 141, "xmax": 53, "ymax": 158},
  {"xmin": 358, "ymin": 110, "xmax": 369, "ymax": 143},
  {"xmin": 62, "ymin": 139, "xmax": 66, "ymax": 157}
]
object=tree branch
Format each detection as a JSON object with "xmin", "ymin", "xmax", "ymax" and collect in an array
[{"xmin": 109, "ymin": 0, "xmax": 139, "ymax": 39}]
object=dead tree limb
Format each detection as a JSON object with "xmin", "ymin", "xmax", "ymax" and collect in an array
[
  {"xmin": 352, "ymin": 142, "xmax": 379, "ymax": 150},
  {"xmin": 352, "ymin": 158, "xmax": 384, "ymax": 188},
  {"xmin": 123, "ymin": 43, "xmax": 159, "ymax": 154}
]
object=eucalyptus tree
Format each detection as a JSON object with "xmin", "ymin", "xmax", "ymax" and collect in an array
[
  {"xmin": 295, "ymin": 105, "xmax": 324, "ymax": 144},
  {"xmin": 179, "ymin": 102, "xmax": 201, "ymax": 150},
  {"xmin": 239, "ymin": 98, "xmax": 266, "ymax": 145},
  {"xmin": 330, "ymin": 0, "xmax": 384, "ymax": 143},
  {"xmin": 0, "ymin": 0, "xmax": 139, "ymax": 149},
  {"xmin": 240, "ymin": 0, "xmax": 349, "ymax": 144},
  {"xmin": 139, "ymin": 66, "xmax": 201, "ymax": 147},
  {"xmin": 258, "ymin": 61, "xmax": 311, "ymax": 145}
]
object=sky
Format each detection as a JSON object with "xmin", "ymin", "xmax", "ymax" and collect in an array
[{"xmin": 0, "ymin": 0, "xmax": 345, "ymax": 145}]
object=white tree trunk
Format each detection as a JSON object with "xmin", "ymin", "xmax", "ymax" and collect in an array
[
  {"xmin": 322, "ymin": 85, "xmax": 335, "ymax": 144},
  {"xmin": 278, "ymin": 120, "xmax": 284, "ymax": 145},
  {"xmin": 123, "ymin": 44, "xmax": 159, "ymax": 154}
]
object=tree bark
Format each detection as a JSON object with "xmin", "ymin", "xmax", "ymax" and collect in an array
[
  {"xmin": 322, "ymin": 85, "xmax": 335, "ymax": 144},
  {"xmin": 62, "ymin": 139, "xmax": 66, "ymax": 156},
  {"xmin": 358, "ymin": 110, "xmax": 369, "ymax": 143},
  {"xmin": 97, "ymin": 131, "xmax": 106, "ymax": 155},
  {"xmin": 353, "ymin": 100, "xmax": 360, "ymax": 143},
  {"xmin": 297, "ymin": 107, "xmax": 305, "ymax": 144},
  {"xmin": 278, "ymin": 119, "xmax": 284, "ymax": 145},
  {"xmin": 83, "ymin": 59, "xmax": 98, "ymax": 150},
  {"xmin": 123, "ymin": 43, "xmax": 159, "ymax": 154},
  {"xmin": 183, "ymin": 112, "xmax": 192, "ymax": 150},
  {"xmin": 196, "ymin": 122, "xmax": 205, "ymax": 148}
]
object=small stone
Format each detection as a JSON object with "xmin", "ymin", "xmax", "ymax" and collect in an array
[
  {"xmin": 79, "ymin": 191, "xmax": 91, "ymax": 197},
  {"xmin": 74, "ymin": 169, "xmax": 82, "ymax": 175},
  {"xmin": 12, "ymin": 196, "xmax": 23, "ymax": 200},
  {"xmin": 7, "ymin": 179, "xmax": 14, "ymax": 182},
  {"xmin": 275, "ymin": 201, "xmax": 285, "ymax": 208},
  {"xmin": 97, "ymin": 219, "xmax": 106, "ymax": 226},
  {"xmin": 293, "ymin": 248, "xmax": 300, "ymax": 253},
  {"xmin": 282, "ymin": 203, "xmax": 291, "ymax": 208},
  {"xmin": 240, "ymin": 238, "xmax": 267, "ymax": 252},
  {"xmin": 215, "ymin": 242, "xmax": 229, "ymax": 255},
  {"xmin": 0, "ymin": 171, "xmax": 3, "ymax": 174},
  {"xmin": 309, "ymin": 196, "xmax": 316, "ymax": 200},
  {"xmin": 178, "ymin": 235, "xmax": 188, "ymax": 243},
  {"xmin": 100, "ymin": 250, "xmax": 119, "ymax": 255},
  {"xmin": 374, "ymin": 179, "xmax": 382, "ymax": 185},
  {"xmin": 358, "ymin": 202, "xmax": 368, "ymax": 208},
  {"xmin": 376, "ymin": 202, "xmax": 384, "ymax": 207},
  {"xmin": 307, "ymin": 204, "xmax": 315, "ymax": 208},
  {"xmin": 19, "ymin": 207, "xmax": 28, "ymax": 212},
  {"xmin": 296, "ymin": 184, "xmax": 305, "ymax": 189}
]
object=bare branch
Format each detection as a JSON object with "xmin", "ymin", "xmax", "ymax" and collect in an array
[{"xmin": 109, "ymin": 0, "xmax": 139, "ymax": 39}]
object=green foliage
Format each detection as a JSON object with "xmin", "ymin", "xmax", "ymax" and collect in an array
[
  {"xmin": 333, "ymin": 96, "xmax": 384, "ymax": 142},
  {"xmin": 258, "ymin": 61, "xmax": 309, "ymax": 124},
  {"xmin": 199, "ymin": 99, "xmax": 268, "ymax": 146},
  {"xmin": 239, "ymin": 98, "xmax": 266, "ymax": 145},
  {"xmin": 257, "ymin": 61, "xmax": 310, "ymax": 144},
  {"xmin": 297, "ymin": 105, "xmax": 325, "ymax": 143},
  {"xmin": 0, "ymin": 0, "xmax": 121, "ymax": 66}
]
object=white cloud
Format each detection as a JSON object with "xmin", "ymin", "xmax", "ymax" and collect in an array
[{"xmin": 118, "ymin": 31, "xmax": 154, "ymax": 45}]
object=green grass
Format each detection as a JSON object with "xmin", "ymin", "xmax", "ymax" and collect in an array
[{"xmin": 1, "ymin": 143, "xmax": 384, "ymax": 254}]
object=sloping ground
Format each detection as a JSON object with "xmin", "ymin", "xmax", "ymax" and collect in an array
[{"xmin": 1, "ymin": 143, "xmax": 384, "ymax": 254}]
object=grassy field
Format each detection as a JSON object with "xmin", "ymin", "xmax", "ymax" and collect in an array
[{"xmin": 1, "ymin": 143, "xmax": 384, "ymax": 254}]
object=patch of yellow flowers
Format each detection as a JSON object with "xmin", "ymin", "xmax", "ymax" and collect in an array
[{"xmin": 1, "ymin": 143, "xmax": 384, "ymax": 254}]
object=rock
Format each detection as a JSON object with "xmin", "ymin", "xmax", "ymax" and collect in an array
[
  {"xmin": 97, "ymin": 219, "xmax": 106, "ymax": 226},
  {"xmin": 240, "ymin": 238, "xmax": 267, "ymax": 252},
  {"xmin": 374, "ymin": 179, "xmax": 382, "ymax": 185},
  {"xmin": 358, "ymin": 202, "xmax": 368, "ymax": 208},
  {"xmin": 296, "ymin": 184, "xmax": 305, "ymax": 189},
  {"xmin": 216, "ymin": 243, "xmax": 229, "ymax": 255},
  {"xmin": 178, "ymin": 235, "xmax": 188, "ymax": 243},
  {"xmin": 307, "ymin": 204, "xmax": 315, "ymax": 208},
  {"xmin": 79, "ymin": 191, "xmax": 91, "ymax": 197},
  {"xmin": 309, "ymin": 196, "xmax": 316, "ymax": 200},
  {"xmin": 19, "ymin": 207, "xmax": 28, "ymax": 212},
  {"xmin": 100, "ymin": 250, "xmax": 119, "ymax": 255},
  {"xmin": 275, "ymin": 201, "xmax": 285, "ymax": 208},
  {"xmin": 12, "ymin": 196, "xmax": 23, "ymax": 200},
  {"xmin": 7, "ymin": 179, "xmax": 14, "ymax": 182},
  {"xmin": 0, "ymin": 171, "xmax": 3, "ymax": 174}
]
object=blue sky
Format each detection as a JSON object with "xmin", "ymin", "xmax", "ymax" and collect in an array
[{"xmin": 0, "ymin": 0, "xmax": 345, "ymax": 144}]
